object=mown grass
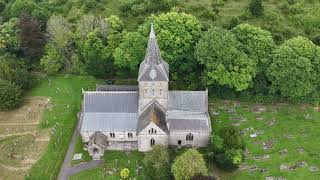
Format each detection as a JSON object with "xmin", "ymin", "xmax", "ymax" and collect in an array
[
  {"xmin": 69, "ymin": 151, "xmax": 145, "ymax": 180},
  {"xmin": 210, "ymin": 100, "xmax": 320, "ymax": 179},
  {"xmin": 71, "ymin": 134, "xmax": 91, "ymax": 166},
  {"xmin": 25, "ymin": 75, "xmax": 100, "ymax": 180}
]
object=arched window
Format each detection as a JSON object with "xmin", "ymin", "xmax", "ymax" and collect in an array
[
  {"xmin": 151, "ymin": 138, "xmax": 155, "ymax": 146},
  {"xmin": 127, "ymin": 132, "xmax": 133, "ymax": 138},
  {"xmin": 110, "ymin": 133, "xmax": 115, "ymax": 138},
  {"xmin": 149, "ymin": 128, "xmax": 157, "ymax": 134},
  {"xmin": 186, "ymin": 133, "xmax": 193, "ymax": 141}
]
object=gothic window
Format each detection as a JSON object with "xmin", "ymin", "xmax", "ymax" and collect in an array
[
  {"xmin": 151, "ymin": 138, "xmax": 155, "ymax": 146},
  {"xmin": 149, "ymin": 128, "xmax": 157, "ymax": 134},
  {"xmin": 128, "ymin": 132, "xmax": 133, "ymax": 138},
  {"xmin": 186, "ymin": 133, "xmax": 193, "ymax": 141},
  {"xmin": 110, "ymin": 133, "xmax": 115, "ymax": 138}
]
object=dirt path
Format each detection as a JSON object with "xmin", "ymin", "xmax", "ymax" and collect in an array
[
  {"xmin": 0, "ymin": 131, "xmax": 37, "ymax": 138},
  {"xmin": 0, "ymin": 122, "xmax": 39, "ymax": 126},
  {"xmin": 0, "ymin": 164, "xmax": 31, "ymax": 171}
]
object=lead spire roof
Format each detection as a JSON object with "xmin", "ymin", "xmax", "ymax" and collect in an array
[{"xmin": 138, "ymin": 23, "xmax": 169, "ymax": 81}]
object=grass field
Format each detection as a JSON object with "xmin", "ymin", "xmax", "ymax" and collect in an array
[
  {"xmin": 70, "ymin": 151, "xmax": 145, "ymax": 180},
  {"xmin": 25, "ymin": 75, "xmax": 100, "ymax": 180},
  {"xmin": 209, "ymin": 100, "xmax": 320, "ymax": 179}
]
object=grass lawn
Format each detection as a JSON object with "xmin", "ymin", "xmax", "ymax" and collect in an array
[
  {"xmin": 209, "ymin": 100, "xmax": 320, "ymax": 179},
  {"xmin": 71, "ymin": 134, "xmax": 91, "ymax": 166},
  {"xmin": 69, "ymin": 151, "xmax": 145, "ymax": 180},
  {"xmin": 25, "ymin": 75, "xmax": 100, "ymax": 180}
]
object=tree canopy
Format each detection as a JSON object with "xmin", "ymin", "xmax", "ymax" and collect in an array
[
  {"xmin": 0, "ymin": 79, "xmax": 23, "ymax": 110},
  {"xmin": 143, "ymin": 145, "xmax": 170, "ymax": 179},
  {"xmin": 195, "ymin": 27, "xmax": 257, "ymax": 91},
  {"xmin": 267, "ymin": 36, "xmax": 320, "ymax": 100},
  {"xmin": 171, "ymin": 149, "xmax": 208, "ymax": 180}
]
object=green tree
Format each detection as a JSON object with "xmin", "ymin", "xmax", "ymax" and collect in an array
[
  {"xmin": 40, "ymin": 44, "xmax": 64, "ymax": 74},
  {"xmin": 195, "ymin": 27, "xmax": 256, "ymax": 91},
  {"xmin": 0, "ymin": 79, "xmax": 23, "ymax": 110},
  {"xmin": 82, "ymin": 32, "xmax": 109, "ymax": 78},
  {"xmin": 113, "ymin": 32, "xmax": 147, "ymax": 71},
  {"xmin": 231, "ymin": 24, "xmax": 275, "ymax": 72},
  {"xmin": 47, "ymin": 15, "xmax": 73, "ymax": 50},
  {"xmin": 106, "ymin": 15, "xmax": 124, "ymax": 55},
  {"xmin": 215, "ymin": 148, "xmax": 243, "ymax": 170},
  {"xmin": 143, "ymin": 145, "xmax": 170, "ymax": 179},
  {"xmin": 0, "ymin": 53, "xmax": 33, "ymax": 90},
  {"xmin": 267, "ymin": 36, "xmax": 320, "ymax": 100},
  {"xmin": 171, "ymin": 149, "xmax": 208, "ymax": 180},
  {"xmin": 0, "ymin": 18, "xmax": 20, "ymax": 54},
  {"xmin": 76, "ymin": 14, "xmax": 108, "ymax": 41},
  {"xmin": 249, "ymin": 0, "xmax": 263, "ymax": 17},
  {"xmin": 219, "ymin": 126, "xmax": 245, "ymax": 150}
]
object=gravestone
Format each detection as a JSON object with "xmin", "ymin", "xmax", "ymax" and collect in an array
[
  {"xmin": 279, "ymin": 149, "xmax": 288, "ymax": 156},
  {"xmin": 310, "ymin": 166, "xmax": 319, "ymax": 172},
  {"xmin": 296, "ymin": 147, "xmax": 305, "ymax": 154},
  {"xmin": 260, "ymin": 168, "xmax": 269, "ymax": 174},
  {"xmin": 280, "ymin": 163, "xmax": 289, "ymax": 171},
  {"xmin": 296, "ymin": 161, "xmax": 308, "ymax": 167}
]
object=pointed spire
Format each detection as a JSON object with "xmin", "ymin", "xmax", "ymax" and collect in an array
[{"xmin": 145, "ymin": 23, "xmax": 161, "ymax": 64}]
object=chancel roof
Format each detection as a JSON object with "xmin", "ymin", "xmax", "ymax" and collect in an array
[{"xmin": 137, "ymin": 101, "xmax": 168, "ymax": 134}]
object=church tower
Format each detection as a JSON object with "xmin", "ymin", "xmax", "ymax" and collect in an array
[{"xmin": 138, "ymin": 24, "xmax": 169, "ymax": 114}]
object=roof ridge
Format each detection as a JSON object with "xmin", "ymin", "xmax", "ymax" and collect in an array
[{"xmin": 84, "ymin": 91, "xmax": 138, "ymax": 94}]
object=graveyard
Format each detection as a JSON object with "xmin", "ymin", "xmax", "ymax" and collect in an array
[
  {"xmin": 209, "ymin": 100, "xmax": 320, "ymax": 179},
  {"xmin": 68, "ymin": 99, "xmax": 320, "ymax": 179},
  {"xmin": 0, "ymin": 97, "xmax": 51, "ymax": 180}
]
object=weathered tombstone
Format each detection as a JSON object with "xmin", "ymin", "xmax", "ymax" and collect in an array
[
  {"xmin": 289, "ymin": 165, "xmax": 297, "ymax": 171},
  {"xmin": 296, "ymin": 147, "xmax": 305, "ymax": 154},
  {"xmin": 310, "ymin": 166, "xmax": 319, "ymax": 172},
  {"xmin": 279, "ymin": 149, "xmax": 288, "ymax": 156},
  {"xmin": 296, "ymin": 161, "xmax": 308, "ymax": 167},
  {"xmin": 280, "ymin": 163, "xmax": 289, "ymax": 171}
]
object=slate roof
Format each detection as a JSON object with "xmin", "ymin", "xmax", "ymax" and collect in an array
[
  {"xmin": 167, "ymin": 112, "xmax": 210, "ymax": 132},
  {"xmin": 84, "ymin": 91, "xmax": 138, "ymax": 112},
  {"xmin": 138, "ymin": 24, "xmax": 169, "ymax": 81},
  {"xmin": 96, "ymin": 85, "xmax": 138, "ymax": 91},
  {"xmin": 81, "ymin": 112, "xmax": 138, "ymax": 131},
  {"xmin": 137, "ymin": 101, "xmax": 168, "ymax": 134},
  {"xmin": 88, "ymin": 132, "xmax": 108, "ymax": 148},
  {"xmin": 168, "ymin": 91, "xmax": 208, "ymax": 112},
  {"xmin": 81, "ymin": 91, "xmax": 139, "ymax": 132}
]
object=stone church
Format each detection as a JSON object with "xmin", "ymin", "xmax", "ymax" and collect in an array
[{"xmin": 79, "ymin": 25, "xmax": 211, "ymax": 160}]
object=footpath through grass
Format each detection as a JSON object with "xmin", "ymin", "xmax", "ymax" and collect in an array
[{"xmin": 25, "ymin": 75, "xmax": 99, "ymax": 180}]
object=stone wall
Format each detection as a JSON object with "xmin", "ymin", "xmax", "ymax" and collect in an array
[
  {"xmin": 169, "ymin": 131, "xmax": 210, "ymax": 147},
  {"xmin": 138, "ymin": 81, "xmax": 168, "ymax": 112}
]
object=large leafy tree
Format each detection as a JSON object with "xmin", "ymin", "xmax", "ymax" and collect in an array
[
  {"xmin": 231, "ymin": 24, "xmax": 275, "ymax": 73},
  {"xmin": 171, "ymin": 149, "xmax": 208, "ymax": 180},
  {"xmin": 249, "ymin": 0, "xmax": 263, "ymax": 17},
  {"xmin": 40, "ymin": 44, "xmax": 64, "ymax": 74},
  {"xmin": 76, "ymin": 14, "xmax": 108, "ymax": 41},
  {"xmin": 267, "ymin": 36, "xmax": 320, "ymax": 100},
  {"xmin": 143, "ymin": 145, "xmax": 170, "ymax": 180},
  {"xmin": 18, "ymin": 13, "xmax": 45, "ymax": 63},
  {"xmin": 0, "ymin": 53, "xmax": 33, "ymax": 90},
  {"xmin": 0, "ymin": 79, "xmax": 23, "ymax": 110},
  {"xmin": 113, "ymin": 32, "xmax": 147, "ymax": 71},
  {"xmin": 47, "ymin": 15, "xmax": 73, "ymax": 50},
  {"xmin": 0, "ymin": 18, "xmax": 20, "ymax": 54},
  {"xmin": 81, "ymin": 32, "xmax": 109, "ymax": 78},
  {"xmin": 106, "ymin": 15, "xmax": 124, "ymax": 56},
  {"xmin": 195, "ymin": 27, "xmax": 256, "ymax": 91}
]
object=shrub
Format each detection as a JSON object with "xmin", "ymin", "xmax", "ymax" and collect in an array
[
  {"xmin": 143, "ymin": 145, "xmax": 170, "ymax": 179},
  {"xmin": 0, "ymin": 79, "xmax": 23, "ymax": 110},
  {"xmin": 249, "ymin": 0, "xmax": 263, "ymax": 17},
  {"xmin": 171, "ymin": 149, "xmax": 208, "ymax": 180},
  {"xmin": 120, "ymin": 168, "xmax": 130, "ymax": 179}
]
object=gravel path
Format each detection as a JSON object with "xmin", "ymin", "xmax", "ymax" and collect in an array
[{"xmin": 58, "ymin": 120, "xmax": 102, "ymax": 180}]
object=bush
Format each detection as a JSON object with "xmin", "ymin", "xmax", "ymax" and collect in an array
[
  {"xmin": 40, "ymin": 44, "xmax": 64, "ymax": 74},
  {"xmin": 249, "ymin": 0, "xmax": 263, "ymax": 17},
  {"xmin": 171, "ymin": 149, "xmax": 208, "ymax": 180},
  {"xmin": 143, "ymin": 145, "xmax": 170, "ymax": 179},
  {"xmin": 120, "ymin": 168, "xmax": 130, "ymax": 179},
  {"xmin": 0, "ymin": 79, "xmax": 23, "ymax": 110}
]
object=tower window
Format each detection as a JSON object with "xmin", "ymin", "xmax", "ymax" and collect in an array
[{"xmin": 127, "ymin": 132, "xmax": 133, "ymax": 138}]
